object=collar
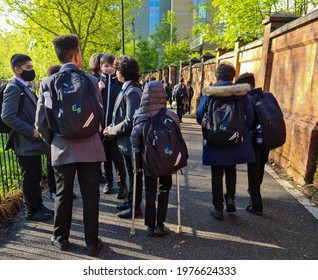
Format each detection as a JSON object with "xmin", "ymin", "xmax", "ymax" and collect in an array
[
  {"xmin": 14, "ymin": 76, "xmax": 29, "ymax": 87},
  {"xmin": 122, "ymin": 81, "xmax": 132, "ymax": 90}
]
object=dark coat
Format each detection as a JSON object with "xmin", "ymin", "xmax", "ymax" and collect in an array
[
  {"xmin": 130, "ymin": 80, "xmax": 180, "ymax": 176},
  {"xmin": 107, "ymin": 81, "xmax": 142, "ymax": 155},
  {"xmin": 196, "ymin": 81, "xmax": 255, "ymax": 166},
  {"xmin": 35, "ymin": 63, "xmax": 105, "ymax": 166},
  {"xmin": 1, "ymin": 77, "xmax": 48, "ymax": 156}
]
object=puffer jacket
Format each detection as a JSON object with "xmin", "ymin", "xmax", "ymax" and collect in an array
[
  {"xmin": 196, "ymin": 81, "xmax": 255, "ymax": 166},
  {"xmin": 130, "ymin": 80, "xmax": 180, "ymax": 174}
]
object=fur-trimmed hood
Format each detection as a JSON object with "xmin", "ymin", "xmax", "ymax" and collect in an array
[{"xmin": 202, "ymin": 81, "xmax": 251, "ymax": 98}]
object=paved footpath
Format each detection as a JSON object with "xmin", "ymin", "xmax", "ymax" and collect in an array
[{"xmin": 0, "ymin": 114, "xmax": 317, "ymax": 260}]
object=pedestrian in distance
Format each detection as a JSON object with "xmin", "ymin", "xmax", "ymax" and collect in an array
[
  {"xmin": 99, "ymin": 53, "xmax": 128, "ymax": 198},
  {"xmin": 130, "ymin": 80, "xmax": 181, "ymax": 237},
  {"xmin": 172, "ymin": 77, "xmax": 188, "ymax": 122},
  {"xmin": 186, "ymin": 80, "xmax": 194, "ymax": 114},
  {"xmin": 235, "ymin": 72, "xmax": 284, "ymax": 216},
  {"xmin": 103, "ymin": 55, "xmax": 143, "ymax": 219},
  {"xmin": 196, "ymin": 63, "xmax": 255, "ymax": 220},
  {"xmin": 1, "ymin": 54, "xmax": 53, "ymax": 222},
  {"xmin": 35, "ymin": 34, "xmax": 105, "ymax": 257}
]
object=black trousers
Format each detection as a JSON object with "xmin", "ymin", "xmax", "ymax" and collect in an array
[
  {"xmin": 18, "ymin": 155, "xmax": 43, "ymax": 215},
  {"xmin": 247, "ymin": 144, "xmax": 269, "ymax": 211},
  {"xmin": 47, "ymin": 148, "xmax": 56, "ymax": 193},
  {"xmin": 176, "ymin": 100, "xmax": 184, "ymax": 121},
  {"xmin": 145, "ymin": 175, "xmax": 172, "ymax": 228},
  {"xmin": 53, "ymin": 162, "xmax": 100, "ymax": 246},
  {"xmin": 103, "ymin": 138, "xmax": 127, "ymax": 187},
  {"xmin": 211, "ymin": 165, "xmax": 236, "ymax": 211},
  {"xmin": 124, "ymin": 154, "xmax": 143, "ymax": 209}
]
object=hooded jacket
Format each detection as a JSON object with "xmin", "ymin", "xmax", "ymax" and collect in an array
[
  {"xmin": 196, "ymin": 81, "xmax": 255, "ymax": 166},
  {"xmin": 130, "ymin": 80, "xmax": 180, "ymax": 174}
]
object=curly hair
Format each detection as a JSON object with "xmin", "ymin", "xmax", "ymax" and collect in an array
[{"xmin": 113, "ymin": 55, "xmax": 141, "ymax": 82}]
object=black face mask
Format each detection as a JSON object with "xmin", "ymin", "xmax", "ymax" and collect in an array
[{"xmin": 20, "ymin": 69, "xmax": 36, "ymax": 81}]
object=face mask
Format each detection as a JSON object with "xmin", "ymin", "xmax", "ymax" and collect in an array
[{"xmin": 20, "ymin": 69, "xmax": 36, "ymax": 81}]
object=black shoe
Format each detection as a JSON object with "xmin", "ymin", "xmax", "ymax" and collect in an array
[
  {"xmin": 211, "ymin": 208, "xmax": 223, "ymax": 220},
  {"xmin": 246, "ymin": 205, "xmax": 263, "ymax": 216},
  {"xmin": 154, "ymin": 225, "xmax": 170, "ymax": 236},
  {"xmin": 116, "ymin": 186, "xmax": 128, "ymax": 199},
  {"xmin": 51, "ymin": 236, "xmax": 69, "ymax": 251},
  {"xmin": 103, "ymin": 182, "xmax": 113, "ymax": 194},
  {"xmin": 117, "ymin": 207, "xmax": 142, "ymax": 219},
  {"xmin": 26, "ymin": 211, "xmax": 52, "ymax": 221},
  {"xmin": 116, "ymin": 202, "xmax": 130, "ymax": 211},
  {"xmin": 147, "ymin": 227, "xmax": 155, "ymax": 237},
  {"xmin": 226, "ymin": 198, "xmax": 236, "ymax": 212},
  {"xmin": 87, "ymin": 238, "xmax": 103, "ymax": 257},
  {"xmin": 41, "ymin": 205, "xmax": 54, "ymax": 216}
]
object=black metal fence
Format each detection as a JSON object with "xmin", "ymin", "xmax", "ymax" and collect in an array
[{"xmin": 0, "ymin": 134, "xmax": 21, "ymax": 203}]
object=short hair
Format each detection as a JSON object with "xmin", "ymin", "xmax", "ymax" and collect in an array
[
  {"xmin": 46, "ymin": 64, "xmax": 61, "ymax": 77},
  {"xmin": 179, "ymin": 77, "xmax": 184, "ymax": 83},
  {"xmin": 10, "ymin": 54, "xmax": 32, "ymax": 70},
  {"xmin": 53, "ymin": 34, "xmax": 80, "ymax": 63},
  {"xmin": 88, "ymin": 53, "xmax": 103, "ymax": 74},
  {"xmin": 215, "ymin": 63, "xmax": 236, "ymax": 81},
  {"xmin": 100, "ymin": 54, "xmax": 115, "ymax": 66},
  {"xmin": 113, "ymin": 55, "xmax": 141, "ymax": 82},
  {"xmin": 235, "ymin": 72, "xmax": 255, "ymax": 88}
]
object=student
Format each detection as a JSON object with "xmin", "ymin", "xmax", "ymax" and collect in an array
[
  {"xmin": 130, "ymin": 80, "xmax": 179, "ymax": 236},
  {"xmin": 235, "ymin": 72, "xmax": 282, "ymax": 215},
  {"xmin": 186, "ymin": 80, "xmax": 194, "ymax": 114},
  {"xmin": 103, "ymin": 55, "xmax": 143, "ymax": 219},
  {"xmin": 172, "ymin": 77, "xmax": 188, "ymax": 122},
  {"xmin": 1, "ymin": 54, "xmax": 53, "ymax": 221},
  {"xmin": 196, "ymin": 63, "xmax": 255, "ymax": 220},
  {"xmin": 99, "ymin": 54, "xmax": 127, "ymax": 198},
  {"xmin": 36, "ymin": 34, "xmax": 105, "ymax": 257}
]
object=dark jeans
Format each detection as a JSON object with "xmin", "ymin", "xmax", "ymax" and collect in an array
[
  {"xmin": 53, "ymin": 162, "xmax": 100, "ymax": 246},
  {"xmin": 145, "ymin": 175, "xmax": 172, "ymax": 228},
  {"xmin": 103, "ymin": 138, "xmax": 127, "ymax": 187},
  {"xmin": 176, "ymin": 100, "xmax": 184, "ymax": 121},
  {"xmin": 124, "ymin": 154, "xmax": 143, "ymax": 209},
  {"xmin": 247, "ymin": 144, "xmax": 269, "ymax": 211},
  {"xmin": 18, "ymin": 155, "xmax": 43, "ymax": 215},
  {"xmin": 211, "ymin": 165, "xmax": 236, "ymax": 211}
]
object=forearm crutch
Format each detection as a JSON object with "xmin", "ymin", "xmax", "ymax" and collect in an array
[
  {"xmin": 176, "ymin": 170, "xmax": 182, "ymax": 233},
  {"xmin": 130, "ymin": 152, "xmax": 137, "ymax": 236}
]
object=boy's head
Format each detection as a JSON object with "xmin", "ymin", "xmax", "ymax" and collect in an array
[
  {"xmin": 53, "ymin": 34, "xmax": 82, "ymax": 67},
  {"xmin": 100, "ymin": 54, "xmax": 116, "ymax": 75},
  {"xmin": 113, "ymin": 55, "xmax": 141, "ymax": 82},
  {"xmin": 235, "ymin": 72, "xmax": 255, "ymax": 89},
  {"xmin": 88, "ymin": 53, "xmax": 103, "ymax": 75},
  {"xmin": 10, "ymin": 54, "xmax": 35, "ymax": 81},
  {"xmin": 215, "ymin": 63, "xmax": 236, "ymax": 82},
  {"xmin": 46, "ymin": 64, "xmax": 61, "ymax": 77}
]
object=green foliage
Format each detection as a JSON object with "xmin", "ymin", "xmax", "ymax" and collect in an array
[
  {"xmin": 1, "ymin": 0, "xmax": 142, "ymax": 78},
  {"xmin": 135, "ymin": 40, "xmax": 158, "ymax": 73},
  {"xmin": 163, "ymin": 38, "xmax": 191, "ymax": 65}
]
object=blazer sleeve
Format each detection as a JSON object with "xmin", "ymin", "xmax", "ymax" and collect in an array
[
  {"xmin": 196, "ymin": 95, "xmax": 209, "ymax": 125},
  {"xmin": 1, "ymin": 83, "xmax": 34, "ymax": 137},
  {"xmin": 242, "ymin": 95, "xmax": 254, "ymax": 130}
]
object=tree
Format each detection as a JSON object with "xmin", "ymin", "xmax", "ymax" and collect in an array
[
  {"xmin": 135, "ymin": 39, "xmax": 158, "ymax": 73},
  {"xmin": 163, "ymin": 38, "xmax": 191, "ymax": 66},
  {"xmin": 1, "ymin": 0, "xmax": 142, "ymax": 77}
]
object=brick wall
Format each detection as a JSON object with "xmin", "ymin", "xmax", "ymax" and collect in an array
[{"xmin": 176, "ymin": 11, "xmax": 318, "ymax": 186}]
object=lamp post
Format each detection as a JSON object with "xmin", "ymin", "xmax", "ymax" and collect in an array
[{"xmin": 121, "ymin": 0, "xmax": 125, "ymax": 55}]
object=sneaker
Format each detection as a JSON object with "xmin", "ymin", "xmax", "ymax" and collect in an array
[
  {"xmin": 51, "ymin": 236, "xmax": 69, "ymax": 251},
  {"xmin": 103, "ymin": 182, "xmax": 113, "ymax": 194},
  {"xmin": 87, "ymin": 238, "xmax": 103, "ymax": 257},
  {"xmin": 226, "ymin": 198, "xmax": 236, "ymax": 212},
  {"xmin": 246, "ymin": 205, "xmax": 263, "ymax": 216},
  {"xmin": 211, "ymin": 208, "xmax": 223, "ymax": 220},
  {"xmin": 154, "ymin": 225, "xmax": 170, "ymax": 236},
  {"xmin": 117, "ymin": 207, "xmax": 142, "ymax": 219}
]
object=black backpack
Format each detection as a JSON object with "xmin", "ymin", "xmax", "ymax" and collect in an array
[
  {"xmin": 201, "ymin": 96, "xmax": 245, "ymax": 146},
  {"xmin": 44, "ymin": 69, "xmax": 103, "ymax": 139},
  {"xmin": 141, "ymin": 108, "xmax": 188, "ymax": 177},
  {"xmin": 249, "ymin": 91, "xmax": 286, "ymax": 150},
  {"xmin": 0, "ymin": 82, "xmax": 25, "ymax": 133},
  {"xmin": 175, "ymin": 84, "xmax": 185, "ymax": 101}
]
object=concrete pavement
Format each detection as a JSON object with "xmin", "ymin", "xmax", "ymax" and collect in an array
[{"xmin": 0, "ymin": 114, "xmax": 317, "ymax": 260}]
